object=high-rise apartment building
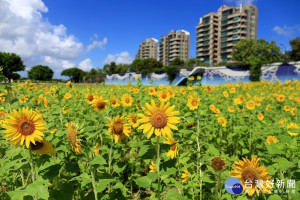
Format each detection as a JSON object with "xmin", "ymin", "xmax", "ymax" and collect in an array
[
  {"xmin": 136, "ymin": 38, "xmax": 158, "ymax": 59},
  {"xmin": 196, "ymin": 5, "xmax": 258, "ymax": 65},
  {"xmin": 159, "ymin": 30, "xmax": 190, "ymax": 66}
]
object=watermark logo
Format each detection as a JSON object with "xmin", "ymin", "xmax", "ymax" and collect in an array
[{"xmin": 225, "ymin": 177, "xmax": 243, "ymax": 194}]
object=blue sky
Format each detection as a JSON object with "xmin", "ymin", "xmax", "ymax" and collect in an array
[{"xmin": 0, "ymin": 0, "xmax": 300, "ymax": 78}]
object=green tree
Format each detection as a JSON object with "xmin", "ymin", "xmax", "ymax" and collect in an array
[
  {"xmin": 129, "ymin": 58, "xmax": 145, "ymax": 72},
  {"xmin": 170, "ymin": 57, "xmax": 184, "ymax": 68},
  {"xmin": 163, "ymin": 65, "xmax": 179, "ymax": 84},
  {"xmin": 28, "ymin": 65, "xmax": 54, "ymax": 80},
  {"xmin": 61, "ymin": 68, "xmax": 83, "ymax": 83},
  {"xmin": 0, "ymin": 52, "xmax": 25, "ymax": 80},
  {"xmin": 289, "ymin": 37, "xmax": 300, "ymax": 61},
  {"xmin": 231, "ymin": 39, "xmax": 283, "ymax": 81}
]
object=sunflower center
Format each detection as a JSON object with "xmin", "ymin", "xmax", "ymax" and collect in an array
[
  {"xmin": 125, "ymin": 98, "xmax": 130, "ymax": 103},
  {"xmin": 242, "ymin": 168, "xmax": 259, "ymax": 185},
  {"xmin": 151, "ymin": 112, "xmax": 167, "ymax": 129},
  {"xmin": 96, "ymin": 101, "xmax": 105, "ymax": 109},
  {"xmin": 30, "ymin": 141, "xmax": 44, "ymax": 150},
  {"xmin": 112, "ymin": 99, "xmax": 116, "ymax": 104},
  {"xmin": 131, "ymin": 115, "xmax": 137, "ymax": 123},
  {"xmin": 113, "ymin": 123, "xmax": 123, "ymax": 135},
  {"xmin": 191, "ymin": 99, "xmax": 198, "ymax": 106},
  {"xmin": 170, "ymin": 144, "xmax": 177, "ymax": 151},
  {"xmin": 87, "ymin": 94, "xmax": 93, "ymax": 101},
  {"xmin": 19, "ymin": 121, "xmax": 35, "ymax": 136},
  {"xmin": 161, "ymin": 93, "xmax": 167, "ymax": 99},
  {"xmin": 211, "ymin": 158, "xmax": 226, "ymax": 170}
]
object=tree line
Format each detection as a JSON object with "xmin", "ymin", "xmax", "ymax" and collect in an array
[{"xmin": 0, "ymin": 37, "xmax": 299, "ymax": 83}]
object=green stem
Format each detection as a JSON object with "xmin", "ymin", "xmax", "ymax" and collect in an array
[
  {"xmin": 20, "ymin": 169, "xmax": 25, "ymax": 186},
  {"xmin": 196, "ymin": 113, "xmax": 202, "ymax": 200},
  {"xmin": 85, "ymin": 151, "xmax": 98, "ymax": 200},
  {"xmin": 28, "ymin": 148, "xmax": 37, "ymax": 200},
  {"xmin": 156, "ymin": 137, "xmax": 161, "ymax": 200}
]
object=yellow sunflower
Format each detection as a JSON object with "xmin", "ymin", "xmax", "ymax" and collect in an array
[
  {"xmin": 148, "ymin": 87, "xmax": 157, "ymax": 96},
  {"xmin": 110, "ymin": 97, "xmax": 121, "ymax": 107},
  {"xmin": 157, "ymin": 90, "xmax": 170, "ymax": 102},
  {"xmin": 30, "ymin": 139, "xmax": 56, "ymax": 156},
  {"xmin": 121, "ymin": 94, "xmax": 133, "ymax": 107},
  {"xmin": 187, "ymin": 96, "xmax": 200, "ymax": 110},
  {"xmin": 92, "ymin": 96, "xmax": 109, "ymax": 113},
  {"xmin": 181, "ymin": 169, "xmax": 190, "ymax": 183},
  {"xmin": 246, "ymin": 100, "xmax": 256, "ymax": 110},
  {"xmin": 106, "ymin": 116, "xmax": 131, "ymax": 143},
  {"xmin": 287, "ymin": 123, "xmax": 299, "ymax": 136},
  {"xmin": 266, "ymin": 136, "xmax": 278, "ymax": 145},
  {"xmin": 3, "ymin": 107, "xmax": 45, "ymax": 148},
  {"xmin": 163, "ymin": 135, "xmax": 178, "ymax": 159},
  {"xmin": 149, "ymin": 161, "xmax": 156, "ymax": 173},
  {"xmin": 138, "ymin": 100, "xmax": 180, "ymax": 139},
  {"xmin": 66, "ymin": 122, "xmax": 82, "ymax": 154},
  {"xmin": 127, "ymin": 113, "xmax": 139, "ymax": 128},
  {"xmin": 230, "ymin": 156, "xmax": 272, "ymax": 196},
  {"xmin": 64, "ymin": 93, "xmax": 72, "ymax": 100},
  {"xmin": 228, "ymin": 106, "xmax": 235, "ymax": 113},
  {"xmin": 257, "ymin": 113, "xmax": 264, "ymax": 121},
  {"xmin": 217, "ymin": 116, "xmax": 227, "ymax": 127},
  {"xmin": 85, "ymin": 93, "xmax": 94, "ymax": 104},
  {"xmin": 94, "ymin": 143, "xmax": 100, "ymax": 156}
]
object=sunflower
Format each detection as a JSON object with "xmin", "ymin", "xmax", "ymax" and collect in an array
[
  {"xmin": 283, "ymin": 105, "xmax": 290, "ymax": 111},
  {"xmin": 276, "ymin": 94, "xmax": 285, "ymax": 102},
  {"xmin": 127, "ymin": 113, "xmax": 139, "ymax": 128},
  {"xmin": 110, "ymin": 97, "xmax": 121, "ymax": 107},
  {"xmin": 92, "ymin": 96, "xmax": 109, "ymax": 113},
  {"xmin": 230, "ymin": 156, "xmax": 272, "ymax": 196},
  {"xmin": 106, "ymin": 116, "xmax": 131, "ymax": 143},
  {"xmin": 187, "ymin": 96, "xmax": 200, "ymax": 110},
  {"xmin": 230, "ymin": 87, "xmax": 236, "ymax": 94},
  {"xmin": 30, "ymin": 139, "xmax": 56, "ymax": 156},
  {"xmin": 138, "ymin": 100, "xmax": 180, "ymax": 139},
  {"xmin": 228, "ymin": 106, "xmax": 235, "ymax": 113},
  {"xmin": 149, "ymin": 161, "xmax": 156, "ymax": 173},
  {"xmin": 181, "ymin": 169, "xmax": 190, "ymax": 183},
  {"xmin": 223, "ymin": 91, "xmax": 229, "ymax": 98},
  {"xmin": 94, "ymin": 143, "xmax": 100, "ymax": 156},
  {"xmin": 157, "ymin": 90, "xmax": 170, "ymax": 102},
  {"xmin": 287, "ymin": 123, "xmax": 299, "ymax": 136},
  {"xmin": 3, "ymin": 108, "xmax": 45, "ymax": 148},
  {"xmin": 217, "ymin": 116, "xmax": 227, "ymax": 127},
  {"xmin": 290, "ymin": 107, "xmax": 297, "ymax": 116},
  {"xmin": 66, "ymin": 122, "xmax": 82, "ymax": 154},
  {"xmin": 265, "ymin": 105, "xmax": 271, "ymax": 111},
  {"xmin": 209, "ymin": 104, "xmax": 216, "ymax": 111},
  {"xmin": 121, "ymin": 94, "xmax": 133, "ymax": 107},
  {"xmin": 64, "ymin": 93, "xmax": 72, "ymax": 100},
  {"xmin": 85, "ymin": 93, "xmax": 94, "ymax": 104},
  {"xmin": 148, "ymin": 87, "xmax": 157, "ymax": 96},
  {"xmin": 211, "ymin": 157, "xmax": 226, "ymax": 171},
  {"xmin": 246, "ymin": 100, "xmax": 256, "ymax": 110},
  {"xmin": 266, "ymin": 136, "xmax": 278, "ymax": 145},
  {"xmin": 257, "ymin": 113, "xmax": 264, "ymax": 121},
  {"xmin": 163, "ymin": 135, "xmax": 178, "ymax": 159}
]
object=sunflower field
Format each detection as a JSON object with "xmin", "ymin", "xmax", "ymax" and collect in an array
[{"xmin": 0, "ymin": 79, "xmax": 299, "ymax": 200}]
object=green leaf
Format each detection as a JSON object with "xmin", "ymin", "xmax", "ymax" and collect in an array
[
  {"xmin": 89, "ymin": 155, "xmax": 107, "ymax": 166},
  {"xmin": 134, "ymin": 176, "xmax": 153, "ymax": 188},
  {"xmin": 165, "ymin": 189, "xmax": 185, "ymax": 200},
  {"xmin": 267, "ymin": 194, "xmax": 282, "ymax": 200},
  {"xmin": 277, "ymin": 157, "xmax": 290, "ymax": 171}
]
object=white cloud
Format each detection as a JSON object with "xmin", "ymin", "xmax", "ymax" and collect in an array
[
  {"xmin": 78, "ymin": 58, "xmax": 93, "ymax": 71},
  {"xmin": 273, "ymin": 25, "xmax": 300, "ymax": 38},
  {"xmin": 0, "ymin": 0, "xmax": 104, "ymax": 78},
  {"xmin": 103, "ymin": 51, "xmax": 133, "ymax": 65},
  {"xmin": 86, "ymin": 37, "xmax": 107, "ymax": 52},
  {"xmin": 223, "ymin": 0, "xmax": 257, "ymax": 5}
]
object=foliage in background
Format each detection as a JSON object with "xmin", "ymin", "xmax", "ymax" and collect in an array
[
  {"xmin": 28, "ymin": 65, "xmax": 54, "ymax": 81},
  {"xmin": 0, "ymin": 52, "xmax": 25, "ymax": 80},
  {"xmin": 285, "ymin": 37, "xmax": 300, "ymax": 61},
  {"xmin": 231, "ymin": 39, "xmax": 283, "ymax": 81},
  {"xmin": 61, "ymin": 68, "xmax": 84, "ymax": 83}
]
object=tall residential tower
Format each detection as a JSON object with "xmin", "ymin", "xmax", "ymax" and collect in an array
[
  {"xmin": 136, "ymin": 38, "xmax": 158, "ymax": 59},
  {"xmin": 196, "ymin": 4, "xmax": 258, "ymax": 65},
  {"xmin": 159, "ymin": 30, "xmax": 190, "ymax": 66}
]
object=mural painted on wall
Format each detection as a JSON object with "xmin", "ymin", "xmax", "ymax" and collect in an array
[{"xmin": 105, "ymin": 62, "xmax": 300, "ymax": 86}]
